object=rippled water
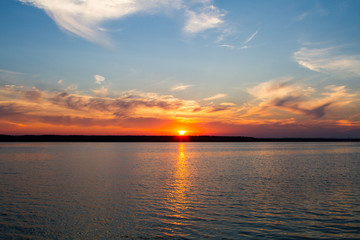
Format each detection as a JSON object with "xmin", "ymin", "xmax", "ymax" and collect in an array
[{"xmin": 0, "ymin": 142, "xmax": 359, "ymax": 239}]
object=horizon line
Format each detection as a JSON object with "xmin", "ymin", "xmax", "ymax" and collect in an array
[{"xmin": 0, "ymin": 134, "xmax": 359, "ymax": 142}]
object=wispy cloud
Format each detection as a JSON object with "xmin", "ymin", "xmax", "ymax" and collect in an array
[
  {"xmin": 293, "ymin": 12, "xmax": 309, "ymax": 22},
  {"xmin": 244, "ymin": 30, "xmax": 258, "ymax": 45},
  {"xmin": 220, "ymin": 102, "xmax": 236, "ymax": 106},
  {"xmin": 219, "ymin": 44, "xmax": 235, "ymax": 49},
  {"xmin": 94, "ymin": 74, "xmax": 105, "ymax": 85},
  {"xmin": 218, "ymin": 30, "xmax": 258, "ymax": 50},
  {"xmin": 184, "ymin": 5, "xmax": 225, "ymax": 34},
  {"xmin": 294, "ymin": 47, "xmax": 360, "ymax": 77},
  {"xmin": 19, "ymin": 0, "xmax": 226, "ymax": 46},
  {"xmin": 203, "ymin": 93, "xmax": 227, "ymax": 101},
  {"xmin": 170, "ymin": 83, "xmax": 193, "ymax": 91},
  {"xmin": 292, "ymin": 7, "xmax": 329, "ymax": 22},
  {"xmin": 0, "ymin": 69, "xmax": 23, "ymax": 75},
  {"xmin": 19, "ymin": 0, "xmax": 175, "ymax": 46},
  {"xmin": 0, "ymin": 69, "xmax": 25, "ymax": 84},
  {"xmin": 247, "ymin": 78, "xmax": 356, "ymax": 118}
]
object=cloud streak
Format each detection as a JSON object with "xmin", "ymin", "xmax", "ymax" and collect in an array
[
  {"xmin": 203, "ymin": 93, "xmax": 227, "ymax": 101},
  {"xmin": 219, "ymin": 44, "xmax": 235, "ymax": 49},
  {"xmin": 218, "ymin": 30, "xmax": 258, "ymax": 50},
  {"xmin": 294, "ymin": 47, "xmax": 360, "ymax": 77},
  {"xmin": 244, "ymin": 30, "xmax": 258, "ymax": 45},
  {"xmin": 293, "ymin": 12, "xmax": 309, "ymax": 21},
  {"xmin": 170, "ymin": 83, "xmax": 193, "ymax": 91}
]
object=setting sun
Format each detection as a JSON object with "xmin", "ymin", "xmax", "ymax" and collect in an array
[{"xmin": 179, "ymin": 130, "xmax": 186, "ymax": 136}]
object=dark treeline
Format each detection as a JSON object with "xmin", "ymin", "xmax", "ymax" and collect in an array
[{"xmin": 0, "ymin": 135, "xmax": 359, "ymax": 142}]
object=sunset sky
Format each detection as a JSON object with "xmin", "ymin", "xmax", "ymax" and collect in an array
[{"xmin": 0, "ymin": 0, "xmax": 359, "ymax": 137}]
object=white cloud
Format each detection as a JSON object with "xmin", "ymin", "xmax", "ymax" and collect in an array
[
  {"xmin": 238, "ymin": 30, "xmax": 258, "ymax": 49},
  {"xmin": 19, "ymin": 0, "xmax": 226, "ymax": 46},
  {"xmin": 244, "ymin": 30, "xmax": 258, "ymax": 45},
  {"xmin": 294, "ymin": 47, "xmax": 360, "ymax": 77},
  {"xmin": 57, "ymin": 79, "xmax": 63, "ymax": 84},
  {"xmin": 94, "ymin": 74, "xmax": 105, "ymax": 84},
  {"xmin": 170, "ymin": 83, "xmax": 193, "ymax": 91},
  {"xmin": 219, "ymin": 44, "xmax": 235, "ymax": 49},
  {"xmin": 184, "ymin": 5, "xmax": 225, "ymax": 34},
  {"xmin": 203, "ymin": 93, "xmax": 227, "ymax": 101}
]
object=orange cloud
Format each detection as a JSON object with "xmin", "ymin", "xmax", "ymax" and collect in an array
[
  {"xmin": 0, "ymin": 82, "xmax": 359, "ymax": 137},
  {"xmin": 246, "ymin": 79, "xmax": 357, "ymax": 119}
]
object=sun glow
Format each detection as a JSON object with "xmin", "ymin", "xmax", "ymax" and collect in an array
[{"xmin": 178, "ymin": 130, "xmax": 186, "ymax": 136}]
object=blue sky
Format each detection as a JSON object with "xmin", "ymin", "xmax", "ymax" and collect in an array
[{"xmin": 0, "ymin": 0, "xmax": 359, "ymax": 137}]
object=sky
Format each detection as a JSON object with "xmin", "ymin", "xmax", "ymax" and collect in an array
[{"xmin": 0, "ymin": 0, "xmax": 359, "ymax": 137}]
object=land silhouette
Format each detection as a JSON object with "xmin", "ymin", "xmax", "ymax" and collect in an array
[{"xmin": 0, "ymin": 135, "xmax": 358, "ymax": 142}]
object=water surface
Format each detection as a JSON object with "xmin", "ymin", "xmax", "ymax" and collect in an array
[{"xmin": 0, "ymin": 142, "xmax": 359, "ymax": 239}]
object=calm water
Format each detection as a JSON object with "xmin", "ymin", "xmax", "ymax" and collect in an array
[{"xmin": 0, "ymin": 142, "xmax": 359, "ymax": 239}]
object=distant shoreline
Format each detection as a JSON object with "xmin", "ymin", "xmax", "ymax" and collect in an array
[{"xmin": 0, "ymin": 135, "xmax": 359, "ymax": 142}]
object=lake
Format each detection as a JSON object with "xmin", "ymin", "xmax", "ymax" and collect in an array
[{"xmin": 0, "ymin": 142, "xmax": 359, "ymax": 239}]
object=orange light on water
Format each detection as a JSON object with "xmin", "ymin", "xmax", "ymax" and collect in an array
[{"xmin": 178, "ymin": 130, "xmax": 186, "ymax": 136}]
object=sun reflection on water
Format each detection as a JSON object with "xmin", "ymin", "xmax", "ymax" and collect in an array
[{"xmin": 165, "ymin": 143, "xmax": 190, "ymax": 226}]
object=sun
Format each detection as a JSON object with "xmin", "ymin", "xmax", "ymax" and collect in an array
[{"xmin": 178, "ymin": 130, "xmax": 186, "ymax": 136}]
